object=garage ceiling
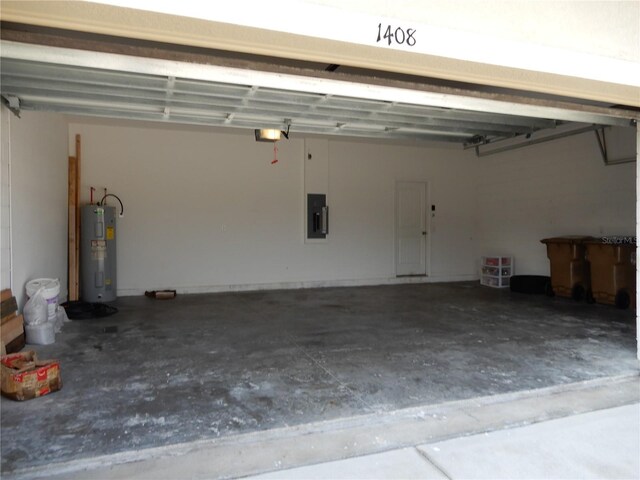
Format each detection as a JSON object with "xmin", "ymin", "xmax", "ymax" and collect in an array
[
  {"xmin": 0, "ymin": 57, "xmax": 561, "ymax": 144},
  {"xmin": 0, "ymin": 39, "xmax": 636, "ymax": 146}
]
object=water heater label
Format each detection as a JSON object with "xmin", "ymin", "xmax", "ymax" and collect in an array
[
  {"xmin": 106, "ymin": 226, "xmax": 115, "ymax": 240},
  {"xmin": 91, "ymin": 240, "xmax": 107, "ymax": 260}
]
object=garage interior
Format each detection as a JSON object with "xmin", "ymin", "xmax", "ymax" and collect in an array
[
  {"xmin": 2, "ymin": 284, "xmax": 638, "ymax": 477},
  {"xmin": 0, "ymin": 2, "xmax": 639, "ymax": 479}
]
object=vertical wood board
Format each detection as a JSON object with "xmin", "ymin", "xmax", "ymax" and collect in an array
[
  {"xmin": 75, "ymin": 135, "xmax": 81, "ymax": 299},
  {"xmin": 68, "ymin": 155, "xmax": 78, "ymax": 301}
]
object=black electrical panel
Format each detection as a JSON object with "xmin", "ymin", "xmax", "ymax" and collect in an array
[{"xmin": 307, "ymin": 193, "xmax": 328, "ymax": 239}]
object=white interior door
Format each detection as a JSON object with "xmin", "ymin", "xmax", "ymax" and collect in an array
[{"xmin": 395, "ymin": 181, "xmax": 427, "ymax": 276}]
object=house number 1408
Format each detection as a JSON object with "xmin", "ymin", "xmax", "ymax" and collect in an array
[{"xmin": 376, "ymin": 23, "xmax": 416, "ymax": 47}]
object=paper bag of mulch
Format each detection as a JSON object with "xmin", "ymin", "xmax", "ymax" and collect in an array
[{"xmin": 1, "ymin": 350, "xmax": 61, "ymax": 400}]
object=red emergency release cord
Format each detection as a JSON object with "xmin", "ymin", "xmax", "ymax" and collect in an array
[{"xmin": 271, "ymin": 144, "xmax": 278, "ymax": 164}]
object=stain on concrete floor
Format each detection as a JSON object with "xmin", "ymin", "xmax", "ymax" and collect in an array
[{"xmin": 1, "ymin": 282, "xmax": 637, "ymax": 473}]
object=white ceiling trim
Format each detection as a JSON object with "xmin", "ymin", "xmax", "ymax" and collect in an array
[{"xmin": 86, "ymin": 0, "xmax": 640, "ymax": 88}]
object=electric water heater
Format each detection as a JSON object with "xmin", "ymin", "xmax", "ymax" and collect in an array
[{"xmin": 81, "ymin": 205, "xmax": 117, "ymax": 302}]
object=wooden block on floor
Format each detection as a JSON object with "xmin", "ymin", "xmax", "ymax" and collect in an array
[
  {"xmin": 4, "ymin": 332, "xmax": 25, "ymax": 354},
  {"xmin": 1, "ymin": 314, "xmax": 24, "ymax": 346},
  {"xmin": 1, "ymin": 312, "xmax": 17, "ymax": 326},
  {"xmin": 1, "ymin": 296, "xmax": 18, "ymax": 319},
  {"xmin": 1, "ymin": 289, "xmax": 12, "ymax": 302}
]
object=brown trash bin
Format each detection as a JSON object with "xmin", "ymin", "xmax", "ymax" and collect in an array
[
  {"xmin": 584, "ymin": 237, "xmax": 636, "ymax": 309},
  {"xmin": 540, "ymin": 236, "xmax": 594, "ymax": 300}
]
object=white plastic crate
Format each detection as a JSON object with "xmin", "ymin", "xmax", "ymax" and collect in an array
[{"xmin": 480, "ymin": 256, "xmax": 513, "ymax": 288}]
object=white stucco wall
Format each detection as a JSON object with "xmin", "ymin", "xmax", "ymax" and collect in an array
[
  {"xmin": 9, "ymin": 111, "xmax": 68, "ymax": 307},
  {"xmin": 87, "ymin": 0, "xmax": 639, "ymax": 87},
  {"xmin": 63, "ymin": 118, "xmax": 637, "ymax": 296},
  {"xmin": 68, "ymin": 120, "xmax": 478, "ymax": 295},
  {"xmin": 475, "ymin": 128, "xmax": 636, "ymax": 276}
]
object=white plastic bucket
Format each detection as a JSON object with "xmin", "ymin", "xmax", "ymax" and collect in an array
[
  {"xmin": 25, "ymin": 322, "xmax": 55, "ymax": 345},
  {"xmin": 26, "ymin": 278, "xmax": 60, "ymax": 321}
]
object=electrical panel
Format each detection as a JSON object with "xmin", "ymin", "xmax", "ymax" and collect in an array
[{"xmin": 307, "ymin": 194, "xmax": 328, "ymax": 239}]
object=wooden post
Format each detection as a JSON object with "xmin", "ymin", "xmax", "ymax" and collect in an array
[
  {"xmin": 68, "ymin": 156, "xmax": 78, "ymax": 301},
  {"xmin": 75, "ymin": 135, "xmax": 81, "ymax": 300},
  {"xmin": 68, "ymin": 134, "xmax": 82, "ymax": 301}
]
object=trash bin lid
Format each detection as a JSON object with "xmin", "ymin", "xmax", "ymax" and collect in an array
[{"xmin": 540, "ymin": 236, "xmax": 596, "ymax": 244}]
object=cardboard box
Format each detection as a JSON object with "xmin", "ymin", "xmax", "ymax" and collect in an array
[{"xmin": 1, "ymin": 351, "xmax": 61, "ymax": 400}]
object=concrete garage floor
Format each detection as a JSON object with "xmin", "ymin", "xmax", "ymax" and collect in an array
[{"xmin": 1, "ymin": 282, "xmax": 638, "ymax": 477}]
